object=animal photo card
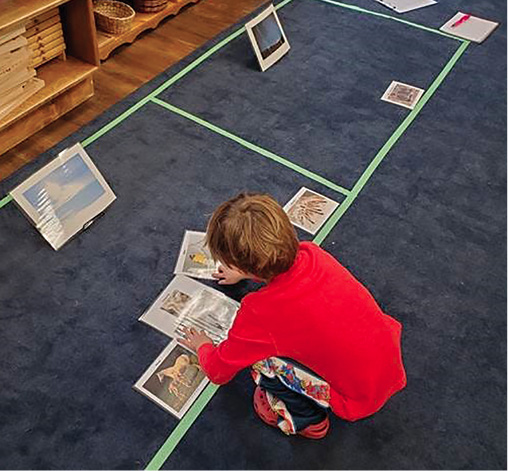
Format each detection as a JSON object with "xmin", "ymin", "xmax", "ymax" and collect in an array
[
  {"xmin": 10, "ymin": 143, "xmax": 116, "ymax": 250},
  {"xmin": 245, "ymin": 4, "xmax": 290, "ymax": 71},
  {"xmin": 174, "ymin": 230, "xmax": 219, "ymax": 280},
  {"xmin": 284, "ymin": 187, "xmax": 339, "ymax": 235},
  {"xmin": 134, "ymin": 340, "xmax": 208, "ymax": 419},
  {"xmin": 381, "ymin": 81, "xmax": 425, "ymax": 110}
]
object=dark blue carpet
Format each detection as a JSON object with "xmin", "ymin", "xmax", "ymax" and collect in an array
[{"xmin": 0, "ymin": 0, "xmax": 505, "ymax": 469}]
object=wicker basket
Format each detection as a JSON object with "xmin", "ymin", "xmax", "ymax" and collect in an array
[
  {"xmin": 132, "ymin": 0, "xmax": 169, "ymax": 13},
  {"xmin": 94, "ymin": 1, "xmax": 135, "ymax": 34}
]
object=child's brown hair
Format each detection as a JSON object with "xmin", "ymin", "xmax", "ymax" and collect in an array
[{"xmin": 206, "ymin": 193, "xmax": 299, "ymax": 280}]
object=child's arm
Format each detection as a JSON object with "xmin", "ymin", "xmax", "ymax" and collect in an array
[{"xmin": 195, "ymin": 303, "xmax": 276, "ymax": 384}]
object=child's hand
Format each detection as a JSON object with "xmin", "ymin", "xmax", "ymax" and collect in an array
[
  {"xmin": 212, "ymin": 265, "xmax": 248, "ymax": 285},
  {"xmin": 180, "ymin": 327, "xmax": 214, "ymax": 352}
]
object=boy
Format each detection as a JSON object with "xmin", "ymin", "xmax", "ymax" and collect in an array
[{"xmin": 182, "ymin": 193, "xmax": 406, "ymax": 439}]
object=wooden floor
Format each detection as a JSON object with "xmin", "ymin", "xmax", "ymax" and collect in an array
[{"xmin": 0, "ymin": 0, "xmax": 266, "ymax": 182}]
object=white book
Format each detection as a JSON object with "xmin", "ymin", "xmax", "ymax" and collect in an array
[
  {"xmin": 440, "ymin": 12, "xmax": 499, "ymax": 43},
  {"xmin": 374, "ymin": 0, "xmax": 437, "ymax": 14},
  {"xmin": 139, "ymin": 275, "xmax": 239, "ymax": 343}
]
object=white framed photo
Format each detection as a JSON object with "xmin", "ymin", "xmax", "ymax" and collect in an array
[
  {"xmin": 283, "ymin": 187, "xmax": 339, "ymax": 235},
  {"xmin": 174, "ymin": 230, "xmax": 219, "ymax": 280},
  {"xmin": 10, "ymin": 143, "xmax": 116, "ymax": 250},
  {"xmin": 134, "ymin": 340, "xmax": 209, "ymax": 419},
  {"xmin": 245, "ymin": 4, "xmax": 290, "ymax": 72},
  {"xmin": 381, "ymin": 81, "xmax": 425, "ymax": 110}
]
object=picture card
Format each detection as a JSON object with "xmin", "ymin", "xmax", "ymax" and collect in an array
[
  {"xmin": 10, "ymin": 143, "xmax": 116, "ymax": 250},
  {"xmin": 245, "ymin": 4, "xmax": 290, "ymax": 72},
  {"xmin": 134, "ymin": 340, "xmax": 209, "ymax": 419},
  {"xmin": 139, "ymin": 275, "xmax": 239, "ymax": 341},
  {"xmin": 284, "ymin": 187, "xmax": 339, "ymax": 235},
  {"xmin": 381, "ymin": 81, "xmax": 425, "ymax": 110},
  {"xmin": 440, "ymin": 12, "xmax": 499, "ymax": 43},
  {"xmin": 174, "ymin": 230, "xmax": 219, "ymax": 280},
  {"xmin": 374, "ymin": 0, "xmax": 437, "ymax": 14}
]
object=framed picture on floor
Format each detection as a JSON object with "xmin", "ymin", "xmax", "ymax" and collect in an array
[
  {"xmin": 134, "ymin": 340, "xmax": 209, "ymax": 419},
  {"xmin": 245, "ymin": 4, "xmax": 290, "ymax": 71},
  {"xmin": 10, "ymin": 143, "xmax": 116, "ymax": 250}
]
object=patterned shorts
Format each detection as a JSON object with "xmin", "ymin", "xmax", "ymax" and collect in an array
[{"xmin": 251, "ymin": 357, "xmax": 331, "ymax": 434}]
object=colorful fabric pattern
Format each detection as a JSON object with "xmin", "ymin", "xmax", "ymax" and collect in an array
[{"xmin": 252, "ymin": 357, "xmax": 331, "ymax": 434}]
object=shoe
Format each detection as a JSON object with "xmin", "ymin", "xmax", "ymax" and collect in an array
[
  {"xmin": 253, "ymin": 386, "xmax": 279, "ymax": 427},
  {"xmin": 298, "ymin": 416, "xmax": 330, "ymax": 439}
]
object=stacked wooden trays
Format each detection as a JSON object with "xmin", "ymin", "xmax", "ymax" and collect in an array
[
  {"xmin": 25, "ymin": 8, "xmax": 66, "ymax": 69},
  {"xmin": 132, "ymin": 0, "xmax": 170, "ymax": 13},
  {"xmin": 0, "ymin": 27, "xmax": 45, "ymax": 121},
  {"xmin": 94, "ymin": 1, "xmax": 136, "ymax": 35}
]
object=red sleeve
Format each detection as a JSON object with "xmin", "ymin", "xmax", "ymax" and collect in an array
[{"xmin": 197, "ymin": 301, "xmax": 277, "ymax": 385}]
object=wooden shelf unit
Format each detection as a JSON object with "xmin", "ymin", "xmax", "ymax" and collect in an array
[
  {"xmin": 0, "ymin": 0, "xmax": 99, "ymax": 156},
  {"xmin": 96, "ymin": 0, "xmax": 199, "ymax": 60}
]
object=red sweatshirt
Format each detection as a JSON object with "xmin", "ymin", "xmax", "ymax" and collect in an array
[{"xmin": 198, "ymin": 241, "xmax": 407, "ymax": 421}]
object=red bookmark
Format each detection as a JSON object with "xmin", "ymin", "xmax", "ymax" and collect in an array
[{"xmin": 451, "ymin": 14, "xmax": 471, "ymax": 28}]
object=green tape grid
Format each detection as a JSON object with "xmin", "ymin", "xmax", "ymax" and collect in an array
[
  {"xmin": 0, "ymin": 0, "xmax": 469, "ymax": 469},
  {"xmin": 80, "ymin": 0, "xmax": 293, "ymax": 150},
  {"xmin": 81, "ymin": 30, "xmax": 247, "ymax": 149},
  {"xmin": 0, "ymin": 4, "xmax": 263, "ymax": 206},
  {"xmin": 151, "ymin": 97, "xmax": 351, "ymax": 197},
  {"xmin": 145, "ymin": 383, "xmax": 220, "ymax": 471},
  {"xmin": 313, "ymin": 39, "xmax": 470, "ymax": 244},
  {"xmin": 317, "ymin": 0, "xmax": 466, "ymax": 42}
]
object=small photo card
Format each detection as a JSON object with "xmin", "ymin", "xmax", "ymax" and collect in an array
[
  {"xmin": 381, "ymin": 81, "xmax": 425, "ymax": 110},
  {"xmin": 245, "ymin": 4, "xmax": 290, "ymax": 72},
  {"xmin": 133, "ymin": 340, "xmax": 209, "ymax": 419},
  {"xmin": 10, "ymin": 143, "xmax": 116, "ymax": 250},
  {"xmin": 284, "ymin": 187, "xmax": 339, "ymax": 235},
  {"xmin": 174, "ymin": 230, "xmax": 219, "ymax": 280}
]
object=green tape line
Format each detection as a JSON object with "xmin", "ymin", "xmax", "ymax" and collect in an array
[
  {"xmin": 313, "ymin": 40, "xmax": 470, "ymax": 245},
  {"xmin": 317, "ymin": 0, "xmax": 466, "ymax": 42},
  {"xmin": 82, "ymin": 28, "xmax": 247, "ymax": 148},
  {"xmin": 0, "ymin": 194, "xmax": 13, "ymax": 209},
  {"xmin": 151, "ymin": 97, "xmax": 351, "ymax": 197},
  {"xmin": 1, "ymin": 8, "xmax": 260, "ymax": 206},
  {"xmin": 145, "ymin": 383, "xmax": 220, "ymax": 470}
]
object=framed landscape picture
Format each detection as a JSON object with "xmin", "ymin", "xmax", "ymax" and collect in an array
[
  {"xmin": 10, "ymin": 143, "xmax": 116, "ymax": 250},
  {"xmin": 245, "ymin": 4, "xmax": 290, "ymax": 71}
]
